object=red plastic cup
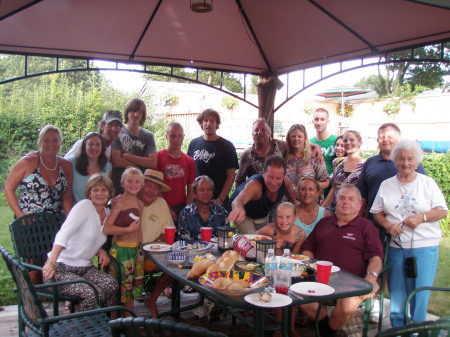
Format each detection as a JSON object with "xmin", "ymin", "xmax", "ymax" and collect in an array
[
  {"xmin": 200, "ymin": 227, "xmax": 213, "ymax": 242},
  {"xmin": 164, "ymin": 227, "xmax": 176, "ymax": 245},
  {"xmin": 316, "ymin": 261, "xmax": 333, "ymax": 285}
]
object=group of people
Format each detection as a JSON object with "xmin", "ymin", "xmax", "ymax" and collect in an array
[{"xmin": 4, "ymin": 102, "xmax": 447, "ymax": 336}]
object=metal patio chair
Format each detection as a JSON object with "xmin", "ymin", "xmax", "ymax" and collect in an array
[
  {"xmin": 109, "ymin": 316, "xmax": 228, "ymax": 337},
  {"xmin": 375, "ymin": 316, "xmax": 450, "ymax": 337},
  {"xmin": 0, "ymin": 245, "xmax": 135, "ymax": 337}
]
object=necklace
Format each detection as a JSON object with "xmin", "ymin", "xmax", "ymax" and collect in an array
[
  {"xmin": 299, "ymin": 205, "xmax": 318, "ymax": 225},
  {"xmin": 40, "ymin": 157, "xmax": 58, "ymax": 171}
]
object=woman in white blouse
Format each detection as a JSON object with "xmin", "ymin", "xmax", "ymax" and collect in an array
[
  {"xmin": 371, "ymin": 140, "xmax": 447, "ymax": 327},
  {"xmin": 42, "ymin": 173, "xmax": 118, "ymax": 311}
]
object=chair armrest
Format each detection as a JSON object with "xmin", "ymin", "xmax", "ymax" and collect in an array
[
  {"xmin": 35, "ymin": 279, "xmax": 100, "ymax": 305},
  {"xmin": 404, "ymin": 286, "xmax": 450, "ymax": 324},
  {"xmin": 21, "ymin": 262, "xmax": 43, "ymax": 271},
  {"xmin": 40, "ymin": 305, "xmax": 136, "ymax": 324}
]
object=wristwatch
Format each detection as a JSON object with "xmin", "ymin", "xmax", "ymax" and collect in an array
[{"xmin": 367, "ymin": 271, "xmax": 378, "ymax": 278}]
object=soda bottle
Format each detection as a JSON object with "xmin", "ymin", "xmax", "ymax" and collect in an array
[
  {"xmin": 264, "ymin": 248, "xmax": 277, "ymax": 292},
  {"xmin": 276, "ymin": 248, "xmax": 292, "ymax": 295}
]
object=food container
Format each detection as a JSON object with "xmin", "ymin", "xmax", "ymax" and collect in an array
[
  {"xmin": 171, "ymin": 240, "xmax": 213, "ymax": 256},
  {"xmin": 291, "ymin": 265, "xmax": 316, "ymax": 284},
  {"xmin": 166, "ymin": 252, "xmax": 187, "ymax": 265},
  {"xmin": 199, "ymin": 270, "xmax": 269, "ymax": 297}
]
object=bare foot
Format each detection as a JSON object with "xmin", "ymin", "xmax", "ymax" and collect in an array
[{"xmin": 144, "ymin": 297, "xmax": 159, "ymax": 318}]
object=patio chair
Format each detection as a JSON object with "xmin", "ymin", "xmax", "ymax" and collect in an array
[
  {"xmin": 404, "ymin": 286, "xmax": 450, "ymax": 325},
  {"xmin": 9, "ymin": 212, "xmax": 122, "ymax": 315},
  {"xmin": 0, "ymin": 245, "xmax": 135, "ymax": 337},
  {"xmin": 109, "ymin": 316, "xmax": 229, "ymax": 337},
  {"xmin": 375, "ymin": 316, "xmax": 450, "ymax": 337},
  {"xmin": 8, "ymin": 212, "xmax": 77, "ymax": 315}
]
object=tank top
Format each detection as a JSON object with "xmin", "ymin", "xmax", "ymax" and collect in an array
[
  {"xmin": 294, "ymin": 206, "xmax": 325, "ymax": 238},
  {"xmin": 272, "ymin": 225, "xmax": 303, "ymax": 250},
  {"xmin": 115, "ymin": 208, "xmax": 140, "ymax": 227},
  {"xmin": 18, "ymin": 159, "xmax": 68, "ymax": 214}
]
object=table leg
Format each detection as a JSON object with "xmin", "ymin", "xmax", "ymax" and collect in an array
[
  {"xmin": 254, "ymin": 309, "xmax": 265, "ymax": 337},
  {"xmin": 171, "ymin": 279, "xmax": 181, "ymax": 317},
  {"xmin": 282, "ymin": 306, "xmax": 290, "ymax": 337}
]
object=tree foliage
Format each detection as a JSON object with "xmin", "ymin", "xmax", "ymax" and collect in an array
[
  {"xmin": 0, "ymin": 55, "xmax": 143, "ymax": 186},
  {"xmin": 143, "ymin": 66, "xmax": 244, "ymax": 93},
  {"xmin": 355, "ymin": 44, "xmax": 449, "ymax": 97}
]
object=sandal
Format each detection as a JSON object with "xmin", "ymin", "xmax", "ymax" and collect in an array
[{"xmin": 182, "ymin": 285, "xmax": 196, "ymax": 294}]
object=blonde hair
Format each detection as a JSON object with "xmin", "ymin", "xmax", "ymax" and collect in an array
[
  {"xmin": 286, "ymin": 124, "xmax": 311, "ymax": 163},
  {"xmin": 85, "ymin": 173, "xmax": 115, "ymax": 199},
  {"xmin": 37, "ymin": 125, "xmax": 63, "ymax": 152},
  {"xmin": 276, "ymin": 202, "xmax": 295, "ymax": 216},
  {"xmin": 121, "ymin": 167, "xmax": 145, "ymax": 185}
]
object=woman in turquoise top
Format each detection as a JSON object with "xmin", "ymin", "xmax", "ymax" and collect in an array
[
  {"xmin": 67, "ymin": 132, "xmax": 111, "ymax": 204},
  {"xmin": 294, "ymin": 177, "xmax": 331, "ymax": 237}
]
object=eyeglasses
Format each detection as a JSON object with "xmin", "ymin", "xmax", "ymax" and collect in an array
[{"xmin": 392, "ymin": 222, "xmax": 404, "ymax": 248}]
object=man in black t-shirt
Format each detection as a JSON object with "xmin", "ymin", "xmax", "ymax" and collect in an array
[{"xmin": 187, "ymin": 109, "xmax": 239, "ymax": 211}]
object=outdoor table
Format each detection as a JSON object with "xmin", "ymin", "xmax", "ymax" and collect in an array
[{"xmin": 145, "ymin": 245, "xmax": 373, "ymax": 337}]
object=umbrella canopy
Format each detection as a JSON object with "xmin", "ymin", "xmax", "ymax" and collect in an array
[
  {"xmin": 1, "ymin": 0, "xmax": 450, "ymax": 75},
  {"xmin": 316, "ymin": 86, "xmax": 372, "ymax": 99},
  {"xmin": 317, "ymin": 86, "xmax": 372, "ymax": 117}
]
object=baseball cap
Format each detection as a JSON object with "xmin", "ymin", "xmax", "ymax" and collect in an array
[{"xmin": 102, "ymin": 110, "xmax": 123, "ymax": 125}]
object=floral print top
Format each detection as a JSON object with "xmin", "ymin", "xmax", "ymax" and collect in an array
[
  {"xmin": 178, "ymin": 201, "xmax": 229, "ymax": 240},
  {"xmin": 286, "ymin": 155, "xmax": 328, "ymax": 199},
  {"xmin": 18, "ymin": 161, "xmax": 68, "ymax": 214}
]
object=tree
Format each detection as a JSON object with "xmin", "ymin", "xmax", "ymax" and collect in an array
[
  {"xmin": 143, "ymin": 66, "xmax": 244, "ymax": 93},
  {"xmin": 356, "ymin": 44, "xmax": 449, "ymax": 96}
]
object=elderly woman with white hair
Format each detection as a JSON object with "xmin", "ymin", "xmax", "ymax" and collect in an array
[{"xmin": 370, "ymin": 139, "xmax": 448, "ymax": 327}]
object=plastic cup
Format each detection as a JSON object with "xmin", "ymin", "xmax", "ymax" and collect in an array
[
  {"xmin": 164, "ymin": 227, "xmax": 176, "ymax": 245},
  {"xmin": 316, "ymin": 261, "xmax": 333, "ymax": 285},
  {"xmin": 274, "ymin": 278, "xmax": 290, "ymax": 295},
  {"xmin": 200, "ymin": 227, "xmax": 213, "ymax": 242}
]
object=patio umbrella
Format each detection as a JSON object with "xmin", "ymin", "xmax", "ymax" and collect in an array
[{"xmin": 316, "ymin": 86, "xmax": 371, "ymax": 117}]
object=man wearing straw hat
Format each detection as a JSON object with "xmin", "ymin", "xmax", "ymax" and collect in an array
[{"xmin": 139, "ymin": 169, "xmax": 174, "ymax": 245}]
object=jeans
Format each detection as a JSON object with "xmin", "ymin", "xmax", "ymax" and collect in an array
[{"xmin": 388, "ymin": 245, "xmax": 439, "ymax": 327}]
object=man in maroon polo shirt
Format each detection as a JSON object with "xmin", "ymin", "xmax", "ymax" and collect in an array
[{"xmin": 300, "ymin": 184, "xmax": 383, "ymax": 337}]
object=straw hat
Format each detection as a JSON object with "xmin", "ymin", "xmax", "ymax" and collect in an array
[{"xmin": 143, "ymin": 169, "xmax": 172, "ymax": 192}]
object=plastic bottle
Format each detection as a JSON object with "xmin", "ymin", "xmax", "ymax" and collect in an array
[
  {"xmin": 277, "ymin": 248, "xmax": 292, "ymax": 294},
  {"xmin": 264, "ymin": 248, "xmax": 277, "ymax": 292}
]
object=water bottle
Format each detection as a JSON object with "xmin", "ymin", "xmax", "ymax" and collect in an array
[
  {"xmin": 276, "ymin": 248, "xmax": 292, "ymax": 294},
  {"xmin": 264, "ymin": 248, "xmax": 277, "ymax": 292}
]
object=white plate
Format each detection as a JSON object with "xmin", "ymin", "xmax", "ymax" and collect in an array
[
  {"xmin": 290, "ymin": 282, "xmax": 335, "ymax": 296},
  {"xmin": 244, "ymin": 293, "xmax": 292, "ymax": 308},
  {"xmin": 210, "ymin": 237, "xmax": 218, "ymax": 243},
  {"xmin": 331, "ymin": 266, "xmax": 340, "ymax": 273},
  {"xmin": 143, "ymin": 243, "xmax": 172, "ymax": 252}
]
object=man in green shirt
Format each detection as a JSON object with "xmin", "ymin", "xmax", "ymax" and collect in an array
[{"xmin": 310, "ymin": 108, "xmax": 337, "ymax": 197}]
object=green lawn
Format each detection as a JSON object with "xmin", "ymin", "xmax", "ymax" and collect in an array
[
  {"xmin": 0, "ymin": 205, "xmax": 449, "ymax": 317},
  {"xmin": 0, "ymin": 205, "xmax": 16, "ymax": 305}
]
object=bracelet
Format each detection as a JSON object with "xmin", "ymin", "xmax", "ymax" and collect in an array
[
  {"xmin": 423, "ymin": 213, "xmax": 427, "ymax": 222},
  {"xmin": 367, "ymin": 271, "xmax": 378, "ymax": 278},
  {"xmin": 46, "ymin": 259, "xmax": 56, "ymax": 266},
  {"xmin": 216, "ymin": 197, "xmax": 223, "ymax": 203}
]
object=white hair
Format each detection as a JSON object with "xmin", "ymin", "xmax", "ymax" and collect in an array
[{"xmin": 391, "ymin": 139, "xmax": 423, "ymax": 165}]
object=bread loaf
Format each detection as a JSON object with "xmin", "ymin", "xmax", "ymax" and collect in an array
[{"xmin": 187, "ymin": 258, "xmax": 214, "ymax": 279}]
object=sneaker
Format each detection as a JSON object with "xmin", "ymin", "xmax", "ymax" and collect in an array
[{"xmin": 369, "ymin": 299, "xmax": 386, "ymax": 323}]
